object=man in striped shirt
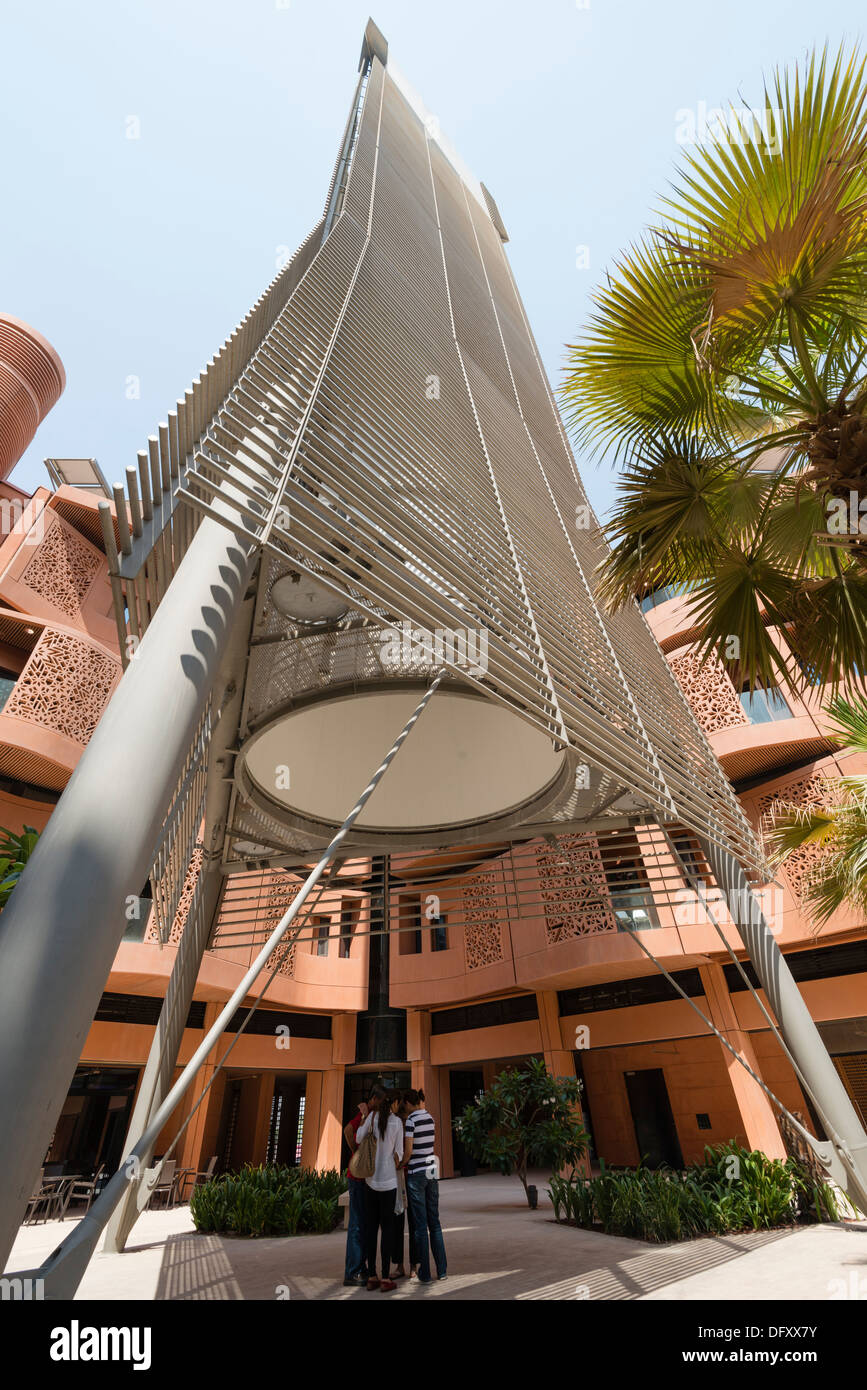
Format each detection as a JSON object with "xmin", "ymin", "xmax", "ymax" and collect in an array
[{"xmin": 403, "ymin": 1089, "xmax": 447, "ymax": 1284}]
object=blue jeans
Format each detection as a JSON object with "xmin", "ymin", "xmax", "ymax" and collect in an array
[
  {"xmin": 406, "ymin": 1172, "xmax": 447, "ymax": 1282},
  {"xmin": 344, "ymin": 1179, "xmax": 368, "ymax": 1280}
]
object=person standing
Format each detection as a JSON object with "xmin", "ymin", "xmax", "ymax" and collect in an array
[
  {"xmin": 391, "ymin": 1093, "xmax": 418, "ymax": 1278},
  {"xmin": 403, "ymin": 1089, "xmax": 447, "ymax": 1284},
  {"xmin": 342, "ymin": 1099, "xmax": 370, "ymax": 1287},
  {"xmin": 356, "ymin": 1087, "xmax": 403, "ymax": 1292}
]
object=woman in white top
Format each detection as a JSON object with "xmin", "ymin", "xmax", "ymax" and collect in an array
[{"xmin": 356, "ymin": 1085, "xmax": 403, "ymax": 1291}]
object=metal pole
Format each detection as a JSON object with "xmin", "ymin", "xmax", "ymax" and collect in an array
[
  {"xmin": 700, "ymin": 837, "xmax": 867, "ymax": 1212},
  {"xmin": 24, "ymin": 670, "xmax": 445, "ymax": 1298},
  {"xmin": 0, "ymin": 514, "xmax": 255, "ymax": 1272},
  {"xmin": 104, "ymin": 540, "xmax": 257, "ymax": 1255},
  {"xmin": 101, "ymin": 861, "xmax": 222, "ymax": 1255}
]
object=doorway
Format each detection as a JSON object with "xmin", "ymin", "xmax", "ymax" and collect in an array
[
  {"xmin": 45, "ymin": 1066, "xmax": 140, "ymax": 1178},
  {"xmin": 267, "ymin": 1076, "xmax": 306, "ymax": 1167},
  {"xmin": 449, "ymin": 1069, "xmax": 485, "ymax": 1176},
  {"xmin": 624, "ymin": 1067, "xmax": 684, "ymax": 1169}
]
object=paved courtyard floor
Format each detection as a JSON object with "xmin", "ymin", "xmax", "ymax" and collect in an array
[{"xmin": 7, "ymin": 1172, "xmax": 867, "ymax": 1301}]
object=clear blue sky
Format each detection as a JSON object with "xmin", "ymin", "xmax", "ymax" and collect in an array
[{"xmin": 2, "ymin": 0, "xmax": 863, "ymax": 517}]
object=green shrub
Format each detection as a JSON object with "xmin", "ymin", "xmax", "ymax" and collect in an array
[
  {"xmin": 547, "ymin": 1142, "xmax": 841, "ymax": 1244},
  {"xmin": 190, "ymin": 1163, "xmax": 347, "ymax": 1237}
]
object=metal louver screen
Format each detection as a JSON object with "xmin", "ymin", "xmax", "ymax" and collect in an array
[{"xmin": 115, "ymin": 52, "xmax": 764, "ymax": 875}]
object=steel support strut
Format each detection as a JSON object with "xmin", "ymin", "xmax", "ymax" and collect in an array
[
  {"xmin": 103, "ymin": 552, "xmax": 258, "ymax": 1255},
  {"xmin": 700, "ymin": 837, "xmax": 867, "ymax": 1212},
  {"xmin": 0, "ymin": 514, "xmax": 256, "ymax": 1272},
  {"xmin": 16, "ymin": 670, "xmax": 445, "ymax": 1298}
]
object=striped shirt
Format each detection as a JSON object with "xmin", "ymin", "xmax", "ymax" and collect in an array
[{"xmin": 405, "ymin": 1107, "xmax": 436, "ymax": 1175}]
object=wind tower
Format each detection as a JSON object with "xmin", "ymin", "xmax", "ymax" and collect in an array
[{"xmin": 1, "ymin": 20, "xmax": 865, "ymax": 1287}]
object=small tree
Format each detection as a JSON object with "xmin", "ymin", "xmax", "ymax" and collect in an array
[{"xmin": 454, "ymin": 1058, "xmax": 588, "ymax": 1206}]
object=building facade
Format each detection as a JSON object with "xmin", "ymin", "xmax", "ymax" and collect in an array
[
  {"xmin": 4, "ymin": 28, "xmax": 866, "ymax": 1197},
  {"xmin": 5, "ymin": 462, "xmax": 863, "ymax": 1186}
]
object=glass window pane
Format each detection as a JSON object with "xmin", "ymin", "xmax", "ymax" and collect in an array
[{"xmin": 738, "ymin": 686, "xmax": 792, "ymax": 724}]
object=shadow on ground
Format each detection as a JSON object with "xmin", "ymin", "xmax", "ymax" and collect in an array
[{"xmin": 151, "ymin": 1178, "xmax": 800, "ymax": 1302}]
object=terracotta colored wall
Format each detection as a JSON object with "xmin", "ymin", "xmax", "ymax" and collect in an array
[
  {"xmin": 0, "ymin": 788, "xmax": 53, "ymax": 833},
  {"xmin": 751, "ymin": 1030, "xmax": 817, "ymax": 1136},
  {"xmin": 581, "ymin": 1035, "xmax": 754, "ymax": 1166}
]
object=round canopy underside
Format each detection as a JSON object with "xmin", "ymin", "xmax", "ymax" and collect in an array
[{"xmin": 242, "ymin": 686, "xmax": 566, "ymax": 832}]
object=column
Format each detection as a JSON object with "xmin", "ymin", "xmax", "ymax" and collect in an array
[
  {"xmin": 699, "ymin": 963, "xmax": 786, "ymax": 1158},
  {"xmin": 177, "ymin": 1001, "xmax": 223, "ymax": 1177},
  {"xmin": 536, "ymin": 990, "xmax": 590, "ymax": 1175},
  {"xmin": 536, "ymin": 991, "xmax": 577, "ymax": 1080},
  {"xmin": 407, "ymin": 1008, "xmax": 447, "ymax": 1171},
  {"xmin": 300, "ymin": 1072, "xmax": 323, "ymax": 1170},
  {"xmin": 315, "ymin": 1066, "xmax": 346, "ymax": 1171}
]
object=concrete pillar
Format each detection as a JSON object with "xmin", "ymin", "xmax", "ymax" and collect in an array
[
  {"xmin": 700, "ymin": 838, "xmax": 867, "ymax": 1209},
  {"xmin": 176, "ymin": 1024, "xmax": 220, "ymax": 1176},
  {"xmin": 537, "ymin": 990, "xmax": 577, "ymax": 1080},
  {"xmin": 300, "ymin": 1072, "xmax": 323, "ymax": 1170},
  {"xmin": 537, "ymin": 990, "xmax": 588, "ymax": 1175},
  {"xmin": 699, "ymin": 963, "xmax": 786, "ymax": 1159},
  {"xmin": 299, "ymin": 1067, "xmax": 344, "ymax": 1172},
  {"xmin": 332, "ymin": 1013, "xmax": 357, "ymax": 1067},
  {"xmin": 251, "ymin": 1074, "xmax": 276, "ymax": 1165},
  {"xmin": 437, "ymin": 1067, "xmax": 454, "ymax": 1178},
  {"xmin": 103, "ymin": 871, "xmax": 224, "ymax": 1253},
  {"xmin": 315, "ymin": 1066, "xmax": 345, "ymax": 1171},
  {"xmin": 407, "ymin": 1008, "xmax": 446, "ymax": 1171}
]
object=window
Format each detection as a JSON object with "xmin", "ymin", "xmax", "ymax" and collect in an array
[
  {"xmin": 794, "ymin": 656, "xmax": 823, "ymax": 687},
  {"xmin": 313, "ymin": 916, "xmax": 331, "ymax": 957},
  {"xmin": 338, "ymin": 898, "xmax": 358, "ymax": 959},
  {"xmin": 429, "ymin": 912, "xmax": 448, "ymax": 952},
  {"xmin": 295, "ymin": 1095, "xmax": 305, "ymax": 1166},
  {"xmin": 398, "ymin": 896, "xmax": 422, "ymax": 955},
  {"xmin": 431, "ymin": 995, "xmax": 539, "ymax": 1035},
  {"xmin": 669, "ymin": 831, "xmax": 709, "ymax": 887},
  {"xmin": 696, "ymin": 1113, "xmax": 712, "ymax": 1131},
  {"xmin": 607, "ymin": 858, "xmax": 657, "ymax": 931},
  {"xmin": 0, "ymin": 668, "xmax": 17, "ymax": 712},
  {"xmin": 639, "ymin": 582, "xmax": 693, "ymax": 614},
  {"xmin": 738, "ymin": 684, "xmax": 792, "ymax": 724},
  {"xmin": 558, "ymin": 968, "xmax": 704, "ymax": 1017}
]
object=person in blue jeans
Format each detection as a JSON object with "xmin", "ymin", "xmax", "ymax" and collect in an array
[
  {"xmin": 343, "ymin": 1096, "xmax": 375, "ymax": 1286},
  {"xmin": 402, "ymin": 1089, "xmax": 447, "ymax": 1284}
]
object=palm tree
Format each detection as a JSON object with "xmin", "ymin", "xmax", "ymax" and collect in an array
[
  {"xmin": 561, "ymin": 45, "xmax": 867, "ymax": 694},
  {"xmin": 765, "ymin": 697, "xmax": 867, "ymax": 925},
  {"xmin": 0, "ymin": 825, "xmax": 40, "ymax": 910}
]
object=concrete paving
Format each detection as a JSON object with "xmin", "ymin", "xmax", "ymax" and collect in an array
[{"xmin": 6, "ymin": 1172, "xmax": 866, "ymax": 1301}]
